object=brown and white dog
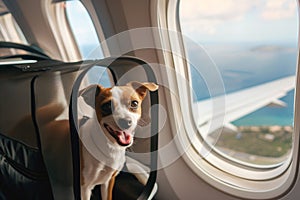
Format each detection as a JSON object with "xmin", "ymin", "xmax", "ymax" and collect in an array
[
  {"xmin": 78, "ymin": 81, "xmax": 158, "ymax": 200},
  {"xmin": 8, "ymin": 81, "xmax": 158, "ymax": 200}
]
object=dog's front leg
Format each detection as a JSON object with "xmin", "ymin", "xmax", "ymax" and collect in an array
[
  {"xmin": 81, "ymin": 185, "xmax": 92, "ymax": 200},
  {"xmin": 101, "ymin": 171, "xmax": 118, "ymax": 200},
  {"xmin": 101, "ymin": 181, "xmax": 109, "ymax": 200}
]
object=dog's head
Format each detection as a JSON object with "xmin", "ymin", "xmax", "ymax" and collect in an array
[{"xmin": 80, "ymin": 81, "xmax": 158, "ymax": 147}]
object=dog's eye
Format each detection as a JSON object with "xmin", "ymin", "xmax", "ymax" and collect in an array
[
  {"xmin": 101, "ymin": 101, "xmax": 112, "ymax": 114},
  {"xmin": 130, "ymin": 100, "xmax": 139, "ymax": 109}
]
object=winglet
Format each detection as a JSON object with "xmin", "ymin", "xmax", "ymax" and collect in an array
[
  {"xmin": 267, "ymin": 99, "xmax": 287, "ymax": 107},
  {"xmin": 223, "ymin": 123, "xmax": 238, "ymax": 133}
]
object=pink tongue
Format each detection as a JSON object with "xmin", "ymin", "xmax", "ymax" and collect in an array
[{"xmin": 117, "ymin": 131, "xmax": 132, "ymax": 145}]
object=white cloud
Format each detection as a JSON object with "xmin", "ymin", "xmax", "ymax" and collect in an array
[
  {"xmin": 66, "ymin": 1, "xmax": 100, "ymax": 46},
  {"xmin": 261, "ymin": 0, "xmax": 297, "ymax": 20},
  {"xmin": 180, "ymin": 0, "xmax": 260, "ymax": 20},
  {"xmin": 180, "ymin": 0, "xmax": 260, "ymax": 35},
  {"xmin": 66, "ymin": 1, "xmax": 87, "ymax": 15},
  {"xmin": 180, "ymin": 0, "xmax": 297, "ymax": 39}
]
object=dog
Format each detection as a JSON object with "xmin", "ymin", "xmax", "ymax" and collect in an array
[
  {"xmin": 9, "ymin": 81, "xmax": 158, "ymax": 200},
  {"xmin": 78, "ymin": 81, "xmax": 158, "ymax": 200}
]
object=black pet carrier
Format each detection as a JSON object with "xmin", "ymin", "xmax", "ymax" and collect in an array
[{"xmin": 0, "ymin": 42, "xmax": 158, "ymax": 200}]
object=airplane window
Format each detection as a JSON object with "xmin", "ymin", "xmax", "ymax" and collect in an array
[
  {"xmin": 179, "ymin": 0, "xmax": 298, "ymax": 167},
  {"xmin": 64, "ymin": 1, "xmax": 103, "ymax": 59}
]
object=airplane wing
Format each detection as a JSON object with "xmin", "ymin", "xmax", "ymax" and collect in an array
[{"xmin": 193, "ymin": 75, "xmax": 295, "ymax": 138}]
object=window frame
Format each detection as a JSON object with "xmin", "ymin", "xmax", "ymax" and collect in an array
[
  {"xmin": 0, "ymin": 13, "xmax": 27, "ymax": 44},
  {"xmin": 45, "ymin": 0, "xmax": 107, "ymax": 60},
  {"xmin": 43, "ymin": 0, "xmax": 82, "ymax": 61},
  {"xmin": 155, "ymin": 0, "xmax": 300, "ymax": 198}
]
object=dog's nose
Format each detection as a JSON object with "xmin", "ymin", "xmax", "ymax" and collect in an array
[{"xmin": 117, "ymin": 118, "xmax": 132, "ymax": 130}]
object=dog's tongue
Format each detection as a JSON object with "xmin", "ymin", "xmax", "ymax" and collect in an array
[{"xmin": 117, "ymin": 130, "xmax": 132, "ymax": 146}]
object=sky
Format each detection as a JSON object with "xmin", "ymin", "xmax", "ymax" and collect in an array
[
  {"xmin": 66, "ymin": 0, "xmax": 299, "ymax": 47},
  {"xmin": 65, "ymin": 1, "xmax": 100, "ymax": 49},
  {"xmin": 180, "ymin": 0, "xmax": 298, "ymax": 44}
]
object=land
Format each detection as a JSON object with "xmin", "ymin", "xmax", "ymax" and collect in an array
[{"xmin": 209, "ymin": 126, "xmax": 293, "ymax": 165}]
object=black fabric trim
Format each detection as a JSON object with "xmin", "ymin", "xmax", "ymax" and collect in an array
[
  {"xmin": 30, "ymin": 75, "xmax": 43, "ymax": 152},
  {"xmin": 69, "ymin": 95, "xmax": 82, "ymax": 200}
]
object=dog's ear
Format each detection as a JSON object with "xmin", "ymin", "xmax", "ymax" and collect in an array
[
  {"xmin": 128, "ymin": 81, "xmax": 158, "ymax": 126},
  {"xmin": 128, "ymin": 81, "xmax": 159, "ymax": 100},
  {"xmin": 79, "ymin": 84, "xmax": 102, "ymax": 107}
]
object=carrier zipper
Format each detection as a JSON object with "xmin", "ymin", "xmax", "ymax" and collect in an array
[{"xmin": 0, "ymin": 150, "xmax": 49, "ymax": 181}]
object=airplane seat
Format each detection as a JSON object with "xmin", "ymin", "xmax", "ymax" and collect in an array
[{"xmin": 0, "ymin": 50, "xmax": 158, "ymax": 200}]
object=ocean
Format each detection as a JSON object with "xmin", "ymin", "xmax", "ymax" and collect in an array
[{"xmin": 233, "ymin": 90, "xmax": 294, "ymax": 126}]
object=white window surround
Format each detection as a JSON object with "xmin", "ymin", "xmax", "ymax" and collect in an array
[
  {"xmin": 0, "ymin": 13, "xmax": 27, "ymax": 44},
  {"xmin": 153, "ymin": 0, "xmax": 300, "ymax": 199},
  {"xmin": 42, "ymin": 0, "xmax": 81, "ymax": 61}
]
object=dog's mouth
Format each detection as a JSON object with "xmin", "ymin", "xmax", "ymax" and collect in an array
[{"xmin": 104, "ymin": 123, "xmax": 132, "ymax": 147}]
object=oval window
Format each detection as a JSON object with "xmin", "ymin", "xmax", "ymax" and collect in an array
[{"xmin": 180, "ymin": 0, "xmax": 298, "ymax": 166}]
